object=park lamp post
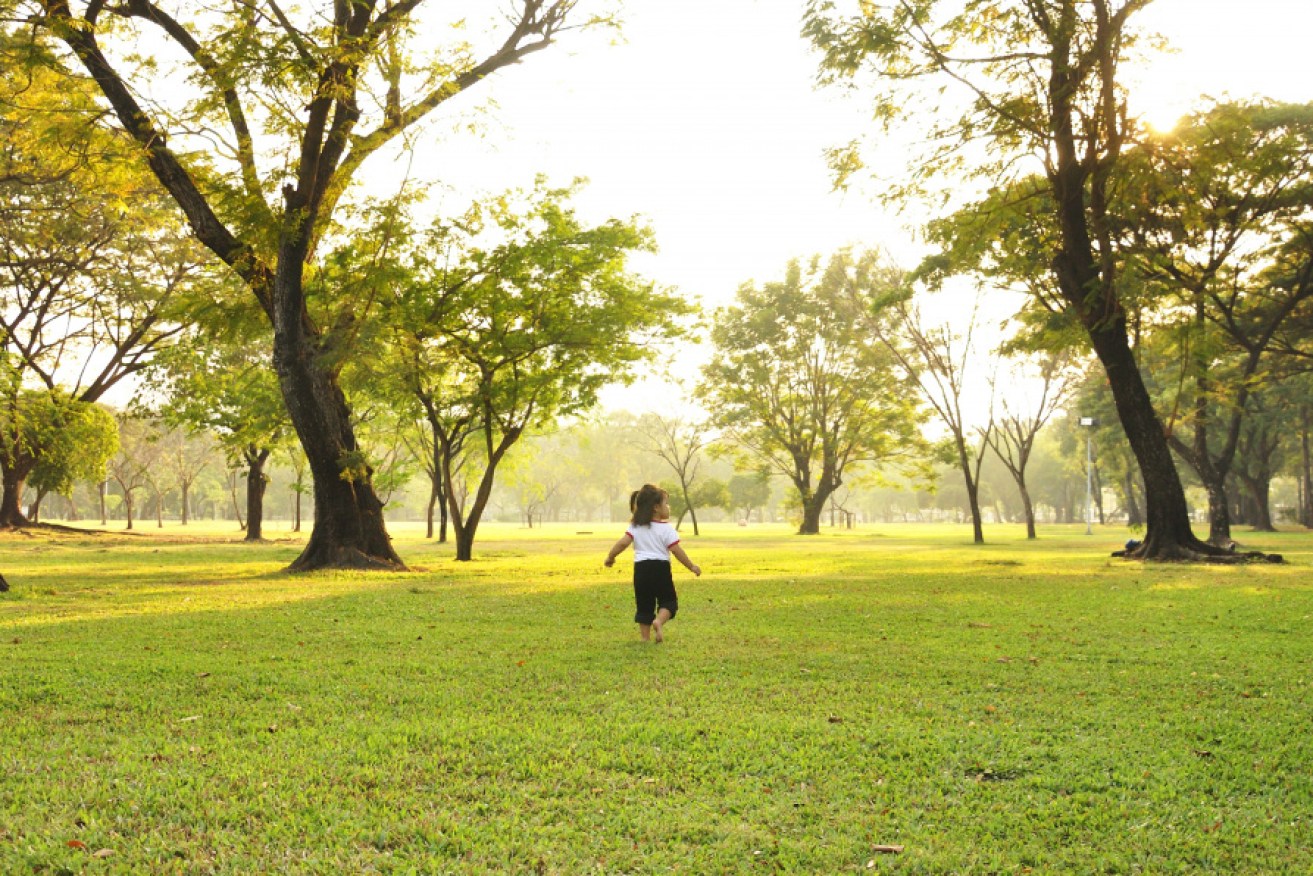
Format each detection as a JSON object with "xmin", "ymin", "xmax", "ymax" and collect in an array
[{"xmin": 1079, "ymin": 417, "xmax": 1097, "ymax": 535}]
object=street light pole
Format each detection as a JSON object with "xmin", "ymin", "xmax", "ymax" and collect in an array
[{"xmin": 1079, "ymin": 417, "xmax": 1097, "ymax": 535}]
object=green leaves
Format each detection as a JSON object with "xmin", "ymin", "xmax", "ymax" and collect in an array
[{"xmin": 702, "ymin": 249, "xmax": 926, "ymax": 530}]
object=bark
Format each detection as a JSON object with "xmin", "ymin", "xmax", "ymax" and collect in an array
[
  {"xmin": 0, "ymin": 456, "xmax": 35, "ymax": 528},
  {"xmin": 797, "ymin": 482, "xmax": 838, "ymax": 535},
  {"xmin": 960, "ymin": 456, "xmax": 984, "ymax": 544},
  {"xmin": 444, "ymin": 427, "xmax": 520, "ymax": 561},
  {"xmin": 1302, "ymin": 404, "xmax": 1313, "ymax": 529},
  {"xmin": 1122, "ymin": 469, "xmax": 1144, "ymax": 527},
  {"xmin": 244, "ymin": 446, "xmax": 271, "ymax": 542},
  {"xmin": 179, "ymin": 480, "xmax": 191, "ymax": 525},
  {"xmin": 122, "ymin": 489, "xmax": 134, "ymax": 530},
  {"xmin": 1018, "ymin": 481, "xmax": 1036, "ymax": 540},
  {"xmin": 272, "ymin": 237, "xmax": 404, "ymax": 569},
  {"xmin": 424, "ymin": 443, "xmax": 443, "ymax": 540}
]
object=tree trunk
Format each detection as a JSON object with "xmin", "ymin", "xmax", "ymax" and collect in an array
[
  {"xmin": 965, "ymin": 479, "xmax": 984, "ymax": 543},
  {"xmin": 244, "ymin": 446, "xmax": 271, "ymax": 542},
  {"xmin": 426, "ymin": 482, "xmax": 438, "ymax": 539},
  {"xmin": 228, "ymin": 471, "xmax": 245, "ymax": 530},
  {"xmin": 679, "ymin": 478, "xmax": 700, "ymax": 536},
  {"xmin": 1302, "ymin": 404, "xmax": 1312, "ymax": 529},
  {"xmin": 29, "ymin": 489, "xmax": 45, "ymax": 523},
  {"xmin": 1048, "ymin": 52, "xmax": 1227, "ymax": 561},
  {"xmin": 272, "ymin": 243, "xmax": 404, "ymax": 569},
  {"xmin": 425, "ymin": 445, "xmax": 442, "ymax": 540},
  {"xmin": 797, "ymin": 482, "xmax": 838, "ymax": 535},
  {"xmin": 155, "ymin": 489, "xmax": 164, "ymax": 528},
  {"xmin": 1018, "ymin": 479, "xmax": 1036, "ymax": 540},
  {"xmin": 0, "ymin": 457, "xmax": 34, "ymax": 528},
  {"xmin": 180, "ymin": 480, "xmax": 191, "ymax": 526},
  {"xmin": 123, "ymin": 489, "xmax": 134, "ymax": 530},
  {"xmin": 1203, "ymin": 477, "xmax": 1232, "ymax": 546},
  {"xmin": 99, "ymin": 480, "xmax": 107, "ymax": 525},
  {"xmin": 444, "ymin": 428, "xmax": 519, "ymax": 561},
  {"xmin": 1122, "ymin": 469, "xmax": 1144, "ymax": 527},
  {"xmin": 1239, "ymin": 472, "xmax": 1275, "ymax": 532}
]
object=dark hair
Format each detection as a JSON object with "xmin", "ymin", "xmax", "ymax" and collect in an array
[{"xmin": 629, "ymin": 483, "xmax": 666, "ymax": 527}]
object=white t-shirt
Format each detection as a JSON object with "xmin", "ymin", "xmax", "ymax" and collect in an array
[{"xmin": 626, "ymin": 521, "xmax": 681, "ymax": 562}]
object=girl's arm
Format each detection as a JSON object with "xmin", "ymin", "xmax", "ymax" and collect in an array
[
  {"xmin": 604, "ymin": 533, "xmax": 633, "ymax": 567},
  {"xmin": 670, "ymin": 543, "xmax": 701, "ymax": 577}
]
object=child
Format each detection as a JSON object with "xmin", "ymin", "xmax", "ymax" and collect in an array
[{"xmin": 604, "ymin": 484, "xmax": 701, "ymax": 643}]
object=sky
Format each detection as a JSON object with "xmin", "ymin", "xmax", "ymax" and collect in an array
[
  {"xmin": 112, "ymin": 0, "xmax": 1313, "ymax": 417},
  {"xmin": 388, "ymin": 0, "xmax": 1313, "ymax": 418}
]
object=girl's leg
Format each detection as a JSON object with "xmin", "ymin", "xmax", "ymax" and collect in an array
[
  {"xmin": 638, "ymin": 622, "xmax": 652, "ymax": 642},
  {"xmin": 652, "ymin": 607, "xmax": 672, "ymax": 643}
]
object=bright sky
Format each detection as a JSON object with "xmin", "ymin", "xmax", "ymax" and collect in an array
[{"xmin": 386, "ymin": 0, "xmax": 1313, "ymax": 417}]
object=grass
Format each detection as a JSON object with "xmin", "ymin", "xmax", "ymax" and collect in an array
[{"xmin": 2, "ymin": 522, "xmax": 1311, "ymax": 874}]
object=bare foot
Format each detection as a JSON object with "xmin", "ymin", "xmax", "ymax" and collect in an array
[{"xmin": 652, "ymin": 620, "xmax": 664, "ymax": 644}]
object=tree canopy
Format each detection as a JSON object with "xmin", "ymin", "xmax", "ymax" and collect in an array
[{"xmin": 702, "ymin": 249, "xmax": 926, "ymax": 535}]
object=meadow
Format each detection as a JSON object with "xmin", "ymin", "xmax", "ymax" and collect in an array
[{"xmin": 1, "ymin": 521, "xmax": 1310, "ymax": 874}]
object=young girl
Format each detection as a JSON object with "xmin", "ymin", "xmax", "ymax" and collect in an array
[{"xmin": 604, "ymin": 484, "xmax": 701, "ymax": 643}]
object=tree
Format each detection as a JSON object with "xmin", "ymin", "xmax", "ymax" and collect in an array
[
  {"xmin": 727, "ymin": 470, "xmax": 772, "ymax": 523},
  {"xmin": 153, "ymin": 427, "xmax": 216, "ymax": 526},
  {"xmin": 149, "ymin": 332, "xmax": 292, "ymax": 542},
  {"xmin": 15, "ymin": 393, "xmax": 118, "ymax": 524},
  {"xmin": 639, "ymin": 414, "xmax": 711, "ymax": 535},
  {"xmin": 382, "ymin": 181, "xmax": 691, "ymax": 560},
  {"xmin": 1, "ymin": 33, "xmax": 212, "ymax": 527},
  {"xmin": 804, "ymin": 0, "xmax": 1245, "ymax": 560},
  {"xmin": 986, "ymin": 353, "xmax": 1081, "ymax": 538},
  {"xmin": 107, "ymin": 413, "xmax": 162, "ymax": 530},
  {"xmin": 31, "ymin": 0, "xmax": 613, "ymax": 570},
  {"xmin": 1117, "ymin": 103, "xmax": 1313, "ymax": 545},
  {"xmin": 702, "ymin": 250, "xmax": 926, "ymax": 534},
  {"xmin": 870, "ymin": 287, "xmax": 995, "ymax": 543}
]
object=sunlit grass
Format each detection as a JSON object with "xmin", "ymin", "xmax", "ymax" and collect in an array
[{"xmin": 2, "ymin": 522, "xmax": 1311, "ymax": 872}]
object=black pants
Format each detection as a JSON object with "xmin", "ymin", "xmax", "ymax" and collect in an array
[{"xmin": 633, "ymin": 560, "xmax": 679, "ymax": 624}]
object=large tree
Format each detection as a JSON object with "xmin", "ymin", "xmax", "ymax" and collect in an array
[
  {"xmin": 1119, "ymin": 103, "xmax": 1313, "ymax": 545},
  {"xmin": 29, "ymin": 0, "xmax": 610, "ymax": 570},
  {"xmin": 702, "ymin": 250, "xmax": 926, "ymax": 535},
  {"xmin": 803, "ymin": 0, "xmax": 1241, "ymax": 559}
]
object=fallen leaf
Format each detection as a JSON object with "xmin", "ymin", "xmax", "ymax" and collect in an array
[
  {"xmin": 67, "ymin": 840, "xmax": 88, "ymax": 850},
  {"xmin": 872, "ymin": 844, "xmax": 904, "ymax": 854},
  {"xmin": 92, "ymin": 849, "xmax": 114, "ymax": 859},
  {"xmin": 827, "ymin": 716, "xmax": 844, "ymax": 724},
  {"xmin": 196, "ymin": 672, "xmax": 210, "ymax": 679},
  {"xmin": 179, "ymin": 715, "xmax": 201, "ymax": 723}
]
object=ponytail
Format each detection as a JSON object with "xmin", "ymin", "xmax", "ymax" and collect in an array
[{"xmin": 630, "ymin": 483, "xmax": 665, "ymax": 526}]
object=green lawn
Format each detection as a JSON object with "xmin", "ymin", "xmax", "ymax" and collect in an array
[{"xmin": 2, "ymin": 522, "xmax": 1310, "ymax": 874}]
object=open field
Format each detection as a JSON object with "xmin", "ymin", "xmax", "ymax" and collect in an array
[{"xmin": 2, "ymin": 523, "xmax": 1311, "ymax": 873}]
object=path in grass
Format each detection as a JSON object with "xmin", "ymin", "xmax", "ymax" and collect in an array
[{"xmin": 2, "ymin": 524, "xmax": 1311, "ymax": 873}]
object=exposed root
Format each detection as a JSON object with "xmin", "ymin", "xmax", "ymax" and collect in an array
[
  {"xmin": 1112, "ymin": 541, "xmax": 1284, "ymax": 564},
  {"xmin": 285, "ymin": 544, "xmax": 407, "ymax": 573}
]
